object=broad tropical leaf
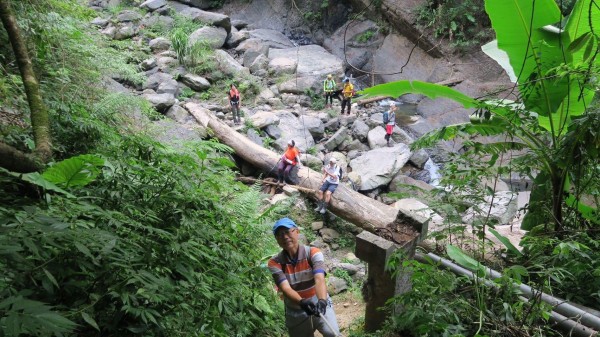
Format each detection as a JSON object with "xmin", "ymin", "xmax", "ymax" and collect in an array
[
  {"xmin": 42, "ymin": 154, "xmax": 105, "ymax": 188},
  {"xmin": 489, "ymin": 228, "xmax": 523, "ymax": 255},
  {"xmin": 446, "ymin": 244, "xmax": 484, "ymax": 274}
]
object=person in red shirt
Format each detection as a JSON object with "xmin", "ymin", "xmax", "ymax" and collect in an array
[
  {"xmin": 228, "ymin": 83, "xmax": 241, "ymax": 125},
  {"xmin": 278, "ymin": 140, "xmax": 302, "ymax": 185}
]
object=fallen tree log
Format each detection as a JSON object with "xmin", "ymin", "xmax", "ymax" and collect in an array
[
  {"xmin": 184, "ymin": 102, "xmax": 404, "ymax": 233},
  {"xmin": 356, "ymin": 95, "xmax": 391, "ymax": 106}
]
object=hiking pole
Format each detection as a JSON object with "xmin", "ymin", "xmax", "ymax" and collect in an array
[{"xmin": 316, "ymin": 312, "xmax": 342, "ymax": 337}]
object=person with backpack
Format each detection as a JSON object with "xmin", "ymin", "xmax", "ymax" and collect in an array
[
  {"xmin": 383, "ymin": 102, "xmax": 397, "ymax": 147},
  {"xmin": 341, "ymin": 78, "xmax": 354, "ymax": 115},
  {"xmin": 314, "ymin": 157, "xmax": 342, "ymax": 214},
  {"xmin": 268, "ymin": 217, "xmax": 340, "ymax": 337},
  {"xmin": 228, "ymin": 83, "xmax": 241, "ymax": 125},
  {"xmin": 323, "ymin": 74, "xmax": 337, "ymax": 109},
  {"xmin": 278, "ymin": 140, "xmax": 302, "ymax": 185}
]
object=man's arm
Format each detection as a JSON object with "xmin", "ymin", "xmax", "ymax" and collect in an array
[
  {"xmin": 314, "ymin": 273, "xmax": 327, "ymax": 300},
  {"xmin": 278, "ymin": 280, "xmax": 303, "ymax": 304}
]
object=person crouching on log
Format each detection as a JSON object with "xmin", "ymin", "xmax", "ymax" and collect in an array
[
  {"xmin": 278, "ymin": 140, "xmax": 302, "ymax": 185},
  {"xmin": 314, "ymin": 157, "xmax": 341, "ymax": 214}
]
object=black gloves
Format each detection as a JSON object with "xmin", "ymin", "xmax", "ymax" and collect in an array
[
  {"xmin": 316, "ymin": 299, "xmax": 328, "ymax": 315},
  {"xmin": 299, "ymin": 299, "xmax": 316, "ymax": 315}
]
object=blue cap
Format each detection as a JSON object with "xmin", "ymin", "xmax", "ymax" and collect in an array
[{"xmin": 272, "ymin": 217, "xmax": 297, "ymax": 234}]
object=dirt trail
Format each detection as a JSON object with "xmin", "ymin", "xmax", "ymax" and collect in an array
[{"xmin": 315, "ymin": 292, "xmax": 365, "ymax": 337}]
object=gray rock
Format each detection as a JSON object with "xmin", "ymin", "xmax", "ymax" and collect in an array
[
  {"xmin": 300, "ymin": 153, "xmax": 322, "ymax": 169},
  {"xmin": 100, "ymin": 25, "xmax": 116, "ymax": 38},
  {"xmin": 246, "ymin": 129, "xmax": 263, "ymax": 146},
  {"xmin": 248, "ymin": 29, "xmax": 295, "ymax": 49},
  {"xmin": 170, "ymin": 0, "xmax": 212, "ymax": 10},
  {"xmin": 114, "ymin": 24, "xmax": 136, "ymax": 40},
  {"xmin": 116, "ymin": 10, "xmax": 142, "ymax": 22},
  {"xmin": 327, "ymin": 276, "xmax": 348, "ymax": 295},
  {"xmin": 349, "ymin": 144, "xmax": 413, "ymax": 191},
  {"xmin": 157, "ymin": 78, "xmax": 179, "ymax": 95},
  {"xmin": 391, "ymin": 198, "xmax": 445, "ymax": 234},
  {"xmin": 320, "ymin": 227, "xmax": 340, "ymax": 243},
  {"xmin": 248, "ymin": 111, "xmax": 279, "ymax": 129},
  {"xmin": 249, "ymin": 53, "xmax": 269, "ymax": 75},
  {"xmin": 188, "ymin": 26, "xmax": 228, "ymax": 49},
  {"xmin": 149, "ymin": 37, "xmax": 171, "ymax": 52},
  {"xmin": 144, "ymin": 71, "xmax": 174, "ymax": 90},
  {"xmin": 214, "ymin": 49, "xmax": 250, "ymax": 77},
  {"xmin": 409, "ymin": 149, "xmax": 429, "ymax": 169},
  {"xmin": 141, "ymin": 14, "xmax": 173, "ymax": 30},
  {"xmin": 255, "ymin": 88, "xmax": 275, "ymax": 105},
  {"xmin": 299, "ymin": 115, "xmax": 324, "ymax": 140},
  {"xmin": 392, "ymin": 127, "xmax": 415, "ymax": 144},
  {"xmin": 351, "ymin": 119, "xmax": 370, "ymax": 142},
  {"xmin": 346, "ymin": 139, "xmax": 368, "ymax": 151},
  {"xmin": 231, "ymin": 19, "xmax": 247, "ymax": 30},
  {"xmin": 324, "ymin": 127, "xmax": 348, "ymax": 151},
  {"xmin": 347, "ymin": 150, "xmax": 361, "ymax": 160},
  {"xmin": 389, "ymin": 174, "xmax": 435, "ymax": 202},
  {"xmin": 91, "ymin": 17, "xmax": 109, "ymax": 27},
  {"xmin": 225, "ymin": 27, "xmax": 249, "ymax": 48},
  {"xmin": 324, "ymin": 118, "xmax": 340, "ymax": 132},
  {"xmin": 265, "ymin": 124, "xmax": 282, "ymax": 139},
  {"xmin": 156, "ymin": 56, "xmax": 178, "ymax": 70},
  {"xmin": 140, "ymin": 58, "xmax": 157, "ymax": 71},
  {"xmin": 311, "ymin": 221, "xmax": 324, "ymax": 231},
  {"xmin": 140, "ymin": 0, "xmax": 166, "ymax": 11},
  {"xmin": 190, "ymin": 9, "xmax": 231, "ymax": 33},
  {"xmin": 268, "ymin": 57, "xmax": 297, "ymax": 76},
  {"xmin": 165, "ymin": 104, "xmax": 190, "ymax": 123},
  {"xmin": 272, "ymin": 111, "xmax": 315, "ymax": 152},
  {"xmin": 310, "ymin": 238, "xmax": 328, "ymax": 249},
  {"xmin": 179, "ymin": 73, "xmax": 210, "ymax": 91},
  {"xmin": 143, "ymin": 93, "xmax": 176, "ymax": 112},
  {"xmin": 282, "ymin": 185, "xmax": 300, "ymax": 196},
  {"xmin": 336, "ymin": 263, "xmax": 359, "ymax": 275},
  {"xmin": 243, "ymin": 44, "xmax": 269, "ymax": 67},
  {"xmin": 367, "ymin": 126, "xmax": 389, "ymax": 149},
  {"xmin": 462, "ymin": 191, "xmax": 518, "ymax": 226}
]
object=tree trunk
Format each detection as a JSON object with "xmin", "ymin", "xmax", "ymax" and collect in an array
[
  {"xmin": 0, "ymin": 0, "xmax": 52, "ymax": 163},
  {"xmin": 0, "ymin": 142, "xmax": 43, "ymax": 173},
  {"xmin": 184, "ymin": 102, "xmax": 402, "ymax": 233}
]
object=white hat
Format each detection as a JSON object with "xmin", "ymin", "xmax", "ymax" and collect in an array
[
  {"xmin": 288, "ymin": 140, "xmax": 295, "ymax": 146},
  {"xmin": 329, "ymin": 157, "xmax": 337, "ymax": 164}
]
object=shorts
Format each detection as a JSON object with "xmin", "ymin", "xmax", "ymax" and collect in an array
[
  {"xmin": 386, "ymin": 124, "xmax": 394, "ymax": 135},
  {"xmin": 320, "ymin": 181, "xmax": 338, "ymax": 193}
]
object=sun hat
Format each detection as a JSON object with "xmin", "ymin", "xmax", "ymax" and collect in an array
[
  {"xmin": 327, "ymin": 74, "xmax": 332, "ymax": 79},
  {"xmin": 272, "ymin": 217, "xmax": 298, "ymax": 234},
  {"xmin": 329, "ymin": 157, "xmax": 337, "ymax": 164},
  {"xmin": 288, "ymin": 139, "xmax": 295, "ymax": 146}
]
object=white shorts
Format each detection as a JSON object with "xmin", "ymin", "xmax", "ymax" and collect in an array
[{"xmin": 285, "ymin": 296, "xmax": 340, "ymax": 337}]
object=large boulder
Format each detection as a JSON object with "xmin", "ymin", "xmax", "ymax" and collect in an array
[
  {"xmin": 116, "ymin": 10, "xmax": 142, "ymax": 22},
  {"xmin": 249, "ymin": 54, "xmax": 269, "ymax": 75},
  {"xmin": 277, "ymin": 76, "xmax": 315, "ymax": 94},
  {"xmin": 187, "ymin": 9, "xmax": 231, "ymax": 33},
  {"xmin": 299, "ymin": 115, "xmax": 325, "ymax": 140},
  {"xmin": 462, "ymin": 191, "xmax": 518, "ymax": 226},
  {"xmin": 272, "ymin": 111, "xmax": 315, "ymax": 152},
  {"xmin": 248, "ymin": 29, "xmax": 295, "ymax": 49},
  {"xmin": 169, "ymin": 0, "xmax": 213, "ymax": 10},
  {"xmin": 268, "ymin": 45, "xmax": 344, "ymax": 92},
  {"xmin": 225, "ymin": 27, "xmax": 249, "ymax": 48},
  {"xmin": 349, "ymin": 144, "xmax": 412, "ymax": 191},
  {"xmin": 143, "ymin": 93, "xmax": 176, "ymax": 112},
  {"xmin": 214, "ymin": 50, "xmax": 250, "ymax": 77},
  {"xmin": 149, "ymin": 37, "xmax": 171, "ymax": 52},
  {"xmin": 351, "ymin": 119, "xmax": 370, "ymax": 142},
  {"xmin": 323, "ymin": 20, "xmax": 384, "ymax": 71},
  {"xmin": 140, "ymin": 0, "xmax": 167, "ymax": 11},
  {"xmin": 243, "ymin": 44, "xmax": 269, "ymax": 67},
  {"xmin": 367, "ymin": 126, "xmax": 388, "ymax": 149},
  {"xmin": 179, "ymin": 73, "xmax": 210, "ymax": 91},
  {"xmin": 323, "ymin": 127, "xmax": 349, "ymax": 151},
  {"xmin": 144, "ymin": 72, "xmax": 174, "ymax": 91},
  {"xmin": 114, "ymin": 24, "xmax": 136, "ymax": 40},
  {"xmin": 409, "ymin": 149, "xmax": 429, "ymax": 169},
  {"xmin": 248, "ymin": 111, "xmax": 280, "ymax": 129},
  {"xmin": 188, "ymin": 26, "xmax": 228, "ymax": 49},
  {"xmin": 268, "ymin": 57, "xmax": 297, "ymax": 76},
  {"xmin": 156, "ymin": 78, "xmax": 179, "ymax": 95}
]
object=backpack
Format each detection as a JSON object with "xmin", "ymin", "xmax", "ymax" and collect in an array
[
  {"xmin": 337, "ymin": 166, "xmax": 343, "ymax": 181},
  {"xmin": 383, "ymin": 111, "xmax": 390, "ymax": 124}
]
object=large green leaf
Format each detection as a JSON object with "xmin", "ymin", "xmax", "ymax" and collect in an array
[
  {"xmin": 359, "ymin": 80, "xmax": 478, "ymax": 108},
  {"xmin": 42, "ymin": 154, "xmax": 105, "ymax": 189},
  {"xmin": 485, "ymin": 0, "xmax": 565, "ymax": 116},
  {"xmin": 522, "ymin": 172, "xmax": 553, "ymax": 230},
  {"xmin": 489, "ymin": 228, "xmax": 523, "ymax": 255},
  {"xmin": 411, "ymin": 119, "xmax": 511, "ymax": 149},
  {"xmin": 565, "ymin": 0, "xmax": 600, "ymax": 64},
  {"xmin": 446, "ymin": 245, "xmax": 485, "ymax": 274}
]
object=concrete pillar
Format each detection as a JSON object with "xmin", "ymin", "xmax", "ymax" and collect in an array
[{"xmin": 355, "ymin": 231, "xmax": 417, "ymax": 332}]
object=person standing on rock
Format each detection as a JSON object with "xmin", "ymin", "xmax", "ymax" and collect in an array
[
  {"xmin": 268, "ymin": 217, "xmax": 341, "ymax": 337},
  {"xmin": 341, "ymin": 78, "xmax": 354, "ymax": 115},
  {"xmin": 228, "ymin": 83, "xmax": 241, "ymax": 125},
  {"xmin": 383, "ymin": 102, "xmax": 397, "ymax": 147},
  {"xmin": 314, "ymin": 157, "xmax": 341, "ymax": 214},
  {"xmin": 278, "ymin": 140, "xmax": 302, "ymax": 185},
  {"xmin": 323, "ymin": 74, "xmax": 337, "ymax": 109}
]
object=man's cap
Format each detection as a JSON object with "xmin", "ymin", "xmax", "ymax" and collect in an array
[
  {"xmin": 327, "ymin": 74, "xmax": 332, "ymax": 79},
  {"xmin": 272, "ymin": 217, "xmax": 298, "ymax": 234},
  {"xmin": 288, "ymin": 139, "xmax": 295, "ymax": 146},
  {"xmin": 329, "ymin": 157, "xmax": 337, "ymax": 164},
  {"xmin": 344, "ymin": 78, "xmax": 350, "ymax": 82}
]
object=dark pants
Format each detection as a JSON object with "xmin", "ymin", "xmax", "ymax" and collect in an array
[
  {"xmin": 277, "ymin": 160, "xmax": 294, "ymax": 183},
  {"xmin": 341, "ymin": 98, "xmax": 351, "ymax": 114},
  {"xmin": 325, "ymin": 92, "xmax": 335, "ymax": 105},
  {"xmin": 230, "ymin": 102, "xmax": 240, "ymax": 122}
]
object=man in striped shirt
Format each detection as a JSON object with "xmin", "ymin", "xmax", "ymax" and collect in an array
[{"xmin": 268, "ymin": 218, "xmax": 340, "ymax": 337}]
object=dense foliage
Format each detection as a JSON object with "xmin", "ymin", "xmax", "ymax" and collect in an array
[{"xmin": 0, "ymin": 0, "xmax": 285, "ymax": 336}]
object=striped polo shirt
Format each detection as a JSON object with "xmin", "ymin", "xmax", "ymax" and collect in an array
[{"xmin": 268, "ymin": 246, "xmax": 326, "ymax": 306}]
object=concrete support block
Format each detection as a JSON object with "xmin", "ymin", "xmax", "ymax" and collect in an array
[{"xmin": 355, "ymin": 231, "xmax": 417, "ymax": 332}]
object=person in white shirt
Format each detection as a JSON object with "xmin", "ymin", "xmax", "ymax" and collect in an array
[
  {"xmin": 383, "ymin": 102, "xmax": 397, "ymax": 147},
  {"xmin": 314, "ymin": 158, "xmax": 341, "ymax": 214}
]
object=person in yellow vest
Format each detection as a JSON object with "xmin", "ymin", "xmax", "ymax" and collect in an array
[
  {"xmin": 323, "ymin": 74, "xmax": 337, "ymax": 109},
  {"xmin": 341, "ymin": 78, "xmax": 354, "ymax": 115}
]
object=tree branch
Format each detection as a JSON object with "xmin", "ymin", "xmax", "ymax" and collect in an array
[{"xmin": 0, "ymin": 141, "xmax": 43, "ymax": 173}]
